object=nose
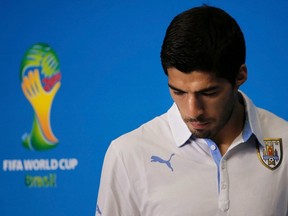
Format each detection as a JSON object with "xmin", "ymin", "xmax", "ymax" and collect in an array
[{"xmin": 186, "ymin": 94, "xmax": 204, "ymax": 118}]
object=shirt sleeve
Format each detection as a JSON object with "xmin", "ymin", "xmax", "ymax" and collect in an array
[{"xmin": 95, "ymin": 142, "xmax": 140, "ymax": 216}]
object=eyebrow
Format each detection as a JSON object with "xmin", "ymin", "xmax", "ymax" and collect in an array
[
  {"xmin": 168, "ymin": 84, "xmax": 186, "ymax": 92},
  {"xmin": 168, "ymin": 83, "xmax": 221, "ymax": 94}
]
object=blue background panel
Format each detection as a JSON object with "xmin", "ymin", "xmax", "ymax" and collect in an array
[{"xmin": 0, "ymin": 0, "xmax": 287, "ymax": 216}]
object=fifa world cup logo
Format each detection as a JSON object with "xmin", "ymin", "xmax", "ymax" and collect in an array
[{"xmin": 20, "ymin": 43, "xmax": 61, "ymax": 150}]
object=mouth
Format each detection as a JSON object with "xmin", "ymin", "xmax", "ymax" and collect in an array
[{"xmin": 188, "ymin": 121, "xmax": 210, "ymax": 130}]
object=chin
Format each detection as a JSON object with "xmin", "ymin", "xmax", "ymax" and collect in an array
[{"xmin": 191, "ymin": 130, "xmax": 212, "ymax": 139}]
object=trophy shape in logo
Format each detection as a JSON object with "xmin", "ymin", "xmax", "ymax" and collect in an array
[{"xmin": 20, "ymin": 43, "xmax": 61, "ymax": 150}]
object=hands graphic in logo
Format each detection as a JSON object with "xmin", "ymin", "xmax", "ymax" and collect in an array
[{"xmin": 22, "ymin": 69, "xmax": 61, "ymax": 146}]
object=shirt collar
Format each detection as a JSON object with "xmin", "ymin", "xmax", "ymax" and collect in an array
[
  {"xmin": 167, "ymin": 91, "xmax": 265, "ymax": 148},
  {"xmin": 167, "ymin": 103, "xmax": 192, "ymax": 147},
  {"xmin": 240, "ymin": 91, "xmax": 265, "ymax": 146}
]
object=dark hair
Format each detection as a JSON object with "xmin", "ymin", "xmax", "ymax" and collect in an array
[{"xmin": 160, "ymin": 5, "xmax": 246, "ymax": 85}]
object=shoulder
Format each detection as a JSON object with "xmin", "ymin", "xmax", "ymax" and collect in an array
[
  {"xmin": 241, "ymin": 91, "xmax": 288, "ymax": 138},
  {"xmin": 257, "ymin": 108, "xmax": 288, "ymax": 141},
  {"xmin": 257, "ymin": 107, "xmax": 288, "ymax": 135},
  {"xmin": 101, "ymin": 112, "xmax": 173, "ymax": 178},
  {"xmin": 109, "ymin": 112, "xmax": 172, "ymax": 155}
]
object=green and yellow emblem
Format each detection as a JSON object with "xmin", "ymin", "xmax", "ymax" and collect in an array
[{"xmin": 20, "ymin": 43, "xmax": 61, "ymax": 151}]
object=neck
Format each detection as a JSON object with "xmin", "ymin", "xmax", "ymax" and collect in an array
[{"xmin": 213, "ymin": 94, "xmax": 245, "ymax": 155}]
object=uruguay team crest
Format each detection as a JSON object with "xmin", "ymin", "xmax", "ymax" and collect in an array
[{"xmin": 257, "ymin": 138, "xmax": 283, "ymax": 170}]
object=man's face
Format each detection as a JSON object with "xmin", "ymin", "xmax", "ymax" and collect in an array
[{"xmin": 168, "ymin": 67, "xmax": 238, "ymax": 139}]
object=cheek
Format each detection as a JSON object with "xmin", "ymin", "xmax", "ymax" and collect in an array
[
  {"xmin": 170, "ymin": 95, "xmax": 188, "ymax": 116},
  {"xmin": 203, "ymin": 94, "xmax": 234, "ymax": 117},
  {"xmin": 170, "ymin": 91, "xmax": 184, "ymax": 108},
  {"xmin": 172, "ymin": 97, "xmax": 184, "ymax": 111}
]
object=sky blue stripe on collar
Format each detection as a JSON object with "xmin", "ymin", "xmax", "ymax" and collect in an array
[{"xmin": 205, "ymin": 139, "xmax": 222, "ymax": 191}]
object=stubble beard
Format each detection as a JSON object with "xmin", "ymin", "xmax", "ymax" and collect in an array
[{"xmin": 186, "ymin": 94, "xmax": 236, "ymax": 140}]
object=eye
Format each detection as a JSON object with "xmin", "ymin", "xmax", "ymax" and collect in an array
[
  {"xmin": 173, "ymin": 90, "xmax": 186, "ymax": 96},
  {"xmin": 201, "ymin": 91, "xmax": 218, "ymax": 97}
]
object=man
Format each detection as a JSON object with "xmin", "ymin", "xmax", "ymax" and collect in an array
[{"xmin": 96, "ymin": 5, "xmax": 288, "ymax": 216}]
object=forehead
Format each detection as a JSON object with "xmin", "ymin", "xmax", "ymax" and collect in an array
[{"xmin": 167, "ymin": 67, "xmax": 228, "ymax": 91}]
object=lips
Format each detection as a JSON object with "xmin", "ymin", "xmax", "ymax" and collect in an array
[{"xmin": 189, "ymin": 121, "xmax": 210, "ymax": 130}]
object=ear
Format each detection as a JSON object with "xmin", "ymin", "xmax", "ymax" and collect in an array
[{"xmin": 234, "ymin": 64, "xmax": 247, "ymax": 90}]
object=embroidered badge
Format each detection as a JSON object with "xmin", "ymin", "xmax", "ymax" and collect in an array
[{"xmin": 257, "ymin": 138, "xmax": 283, "ymax": 170}]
